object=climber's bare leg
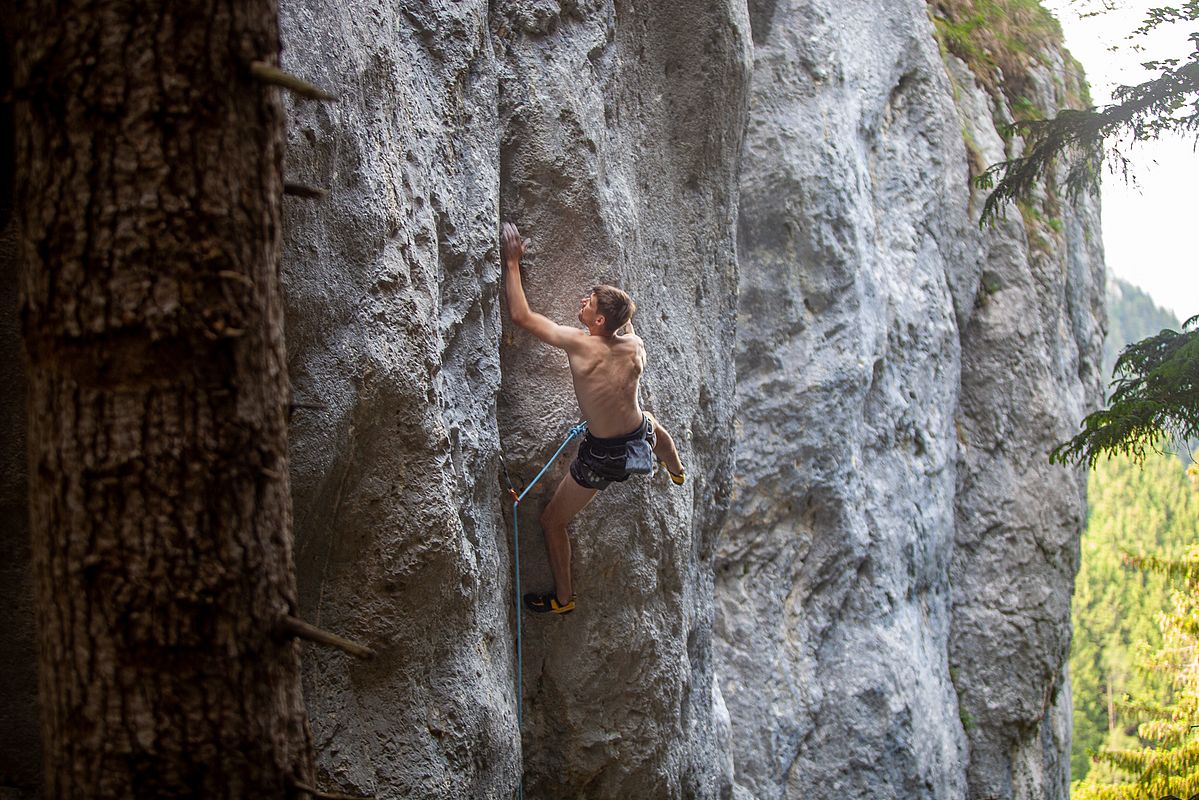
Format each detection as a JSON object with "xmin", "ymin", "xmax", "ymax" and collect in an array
[
  {"xmin": 644, "ymin": 411, "xmax": 684, "ymax": 475},
  {"xmin": 540, "ymin": 474, "xmax": 597, "ymax": 604}
]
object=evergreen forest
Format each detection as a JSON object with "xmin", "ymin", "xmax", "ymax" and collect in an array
[{"xmin": 1070, "ymin": 281, "xmax": 1198, "ymax": 794}]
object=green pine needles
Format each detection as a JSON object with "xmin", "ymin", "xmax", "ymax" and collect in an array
[
  {"xmin": 975, "ymin": 0, "xmax": 1199, "ymax": 227},
  {"xmin": 1052, "ymin": 316, "xmax": 1199, "ymax": 469}
]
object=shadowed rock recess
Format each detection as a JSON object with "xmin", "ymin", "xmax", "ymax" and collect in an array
[{"xmin": 0, "ymin": 0, "xmax": 1100, "ymax": 798}]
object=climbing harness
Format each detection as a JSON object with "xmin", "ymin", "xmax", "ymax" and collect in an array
[{"xmin": 499, "ymin": 420, "xmax": 588, "ymax": 800}]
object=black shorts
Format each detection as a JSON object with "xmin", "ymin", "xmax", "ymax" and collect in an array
[{"xmin": 569, "ymin": 417, "xmax": 657, "ymax": 490}]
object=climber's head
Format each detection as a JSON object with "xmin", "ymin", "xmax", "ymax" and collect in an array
[{"xmin": 580, "ymin": 284, "xmax": 635, "ymax": 336}]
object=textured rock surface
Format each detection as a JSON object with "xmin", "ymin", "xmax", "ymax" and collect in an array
[
  {"xmin": 948, "ymin": 49, "xmax": 1105, "ymax": 800},
  {"xmin": 714, "ymin": 2, "xmax": 1102, "ymax": 800},
  {"xmin": 494, "ymin": 2, "xmax": 750, "ymax": 798},
  {"xmin": 0, "ymin": 1, "xmax": 1102, "ymax": 797},
  {"xmin": 278, "ymin": 3, "xmax": 514, "ymax": 797},
  {"xmin": 279, "ymin": 1, "xmax": 749, "ymax": 797},
  {"xmin": 716, "ymin": 1, "xmax": 973, "ymax": 797}
]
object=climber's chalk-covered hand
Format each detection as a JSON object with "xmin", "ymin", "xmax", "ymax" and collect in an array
[{"xmin": 501, "ymin": 222, "xmax": 527, "ymax": 267}]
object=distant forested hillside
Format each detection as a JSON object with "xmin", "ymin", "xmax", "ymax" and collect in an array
[
  {"xmin": 1070, "ymin": 280, "xmax": 1193, "ymax": 785},
  {"xmin": 1102, "ymin": 278, "xmax": 1180, "ymax": 382}
]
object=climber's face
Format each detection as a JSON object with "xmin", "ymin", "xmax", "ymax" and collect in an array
[{"xmin": 578, "ymin": 292, "xmax": 602, "ymax": 331}]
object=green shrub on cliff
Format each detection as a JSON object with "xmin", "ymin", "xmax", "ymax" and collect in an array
[
  {"xmin": 975, "ymin": 1, "xmax": 1199, "ymax": 225},
  {"xmin": 930, "ymin": 0, "xmax": 1069, "ymax": 111}
]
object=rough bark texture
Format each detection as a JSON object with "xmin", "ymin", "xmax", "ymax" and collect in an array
[
  {"xmin": 0, "ymin": 44, "xmax": 39, "ymax": 786},
  {"xmin": 12, "ymin": 2, "xmax": 315, "ymax": 796},
  {"xmin": 0, "ymin": 215, "xmax": 38, "ymax": 795}
]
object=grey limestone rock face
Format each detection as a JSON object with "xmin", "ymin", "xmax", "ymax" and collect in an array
[
  {"xmin": 715, "ymin": 2, "xmax": 1102, "ymax": 800},
  {"xmin": 279, "ymin": 1, "xmax": 750, "ymax": 797},
  {"xmin": 0, "ymin": 0, "xmax": 1101, "ymax": 797},
  {"xmin": 279, "ymin": 3, "xmax": 514, "ymax": 797},
  {"xmin": 716, "ymin": 0, "xmax": 973, "ymax": 797},
  {"xmin": 947, "ymin": 51, "xmax": 1105, "ymax": 800}
]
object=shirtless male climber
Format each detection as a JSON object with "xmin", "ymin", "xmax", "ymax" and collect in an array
[{"xmin": 501, "ymin": 221, "xmax": 687, "ymax": 615}]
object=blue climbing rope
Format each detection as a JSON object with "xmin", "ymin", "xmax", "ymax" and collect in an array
[{"xmin": 499, "ymin": 420, "xmax": 587, "ymax": 800}]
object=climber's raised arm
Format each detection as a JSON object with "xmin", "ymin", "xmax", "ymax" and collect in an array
[{"xmin": 501, "ymin": 222, "xmax": 585, "ymax": 350}]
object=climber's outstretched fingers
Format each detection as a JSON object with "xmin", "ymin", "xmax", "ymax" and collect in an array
[{"xmin": 501, "ymin": 222, "xmax": 527, "ymax": 265}]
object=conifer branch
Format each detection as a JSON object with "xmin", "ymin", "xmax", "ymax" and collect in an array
[
  {"xmin": 977, "ymin": 58, "xmax": 1199, "ymax": 226},
  {"xmin": 1051, "ymin": 317, "xmax": 1199, "ymax": 468}
]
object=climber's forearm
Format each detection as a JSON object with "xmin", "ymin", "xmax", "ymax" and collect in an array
[{"xmin": 504, "ymin": 260, "xmax": 534, "ymax": 323}]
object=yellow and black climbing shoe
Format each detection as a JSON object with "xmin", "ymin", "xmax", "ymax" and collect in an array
[
  {"xmin": 523, "ymin": 592, "xmax": 575, "ymax": 614},
  {"xmin": 658, "ymin": 460, "xmax": 686, "ymax": 486}
]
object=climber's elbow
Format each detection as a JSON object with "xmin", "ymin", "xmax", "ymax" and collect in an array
[{"xmin": 509, "ymin": 308, "xmax": 533, "ymax": 330}]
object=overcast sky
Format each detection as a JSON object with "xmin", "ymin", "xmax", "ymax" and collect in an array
[{"xmin": 1044, "ymin": 0, "xmax": 1198, "ymax": 323}]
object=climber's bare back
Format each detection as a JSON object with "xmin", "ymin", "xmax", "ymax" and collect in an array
[
  {"xmin": 564, "ymin": 329, "xmax": 646, "ymax": 438},
  {"xmin": 500, "ymin": 220, "xmax": 688, "ymax": 614}
]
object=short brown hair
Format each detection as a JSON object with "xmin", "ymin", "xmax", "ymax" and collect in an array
[{"xmin": 592, "ymin": 285, "xmax": 636, "ymax": 334}]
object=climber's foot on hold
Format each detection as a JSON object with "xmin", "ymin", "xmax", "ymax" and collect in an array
[
  {"xmin": 524, "ymin": 591, "xmax": 575, "ymax": 614},
  {"xmin": 658, "ymin": 460, "xmax": 686, "ymax": 486}
]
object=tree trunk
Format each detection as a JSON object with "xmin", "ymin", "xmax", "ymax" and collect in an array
[
  {"xmin": 0, "ymin": 31, "xmax": 41, "ymax": 793},
  {"xmin": 11, "ymin": 2, "xmax": 316, "ymax": 796},
  {"xmin": 1107, "ymin": 674, "xmax": 1115, "ymax": 738}
]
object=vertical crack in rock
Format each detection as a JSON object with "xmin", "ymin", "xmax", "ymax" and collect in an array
[
  {"xmin": 281, "ymin": 2, "xmax": 514, "ymax": 797},
  {"xmin": 281, "ymin": 0, "xmax": 751, "ymax": 797},
  {"xmin": 493, "ymin": 1, "xmax": 751, "ymax": 796}
]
